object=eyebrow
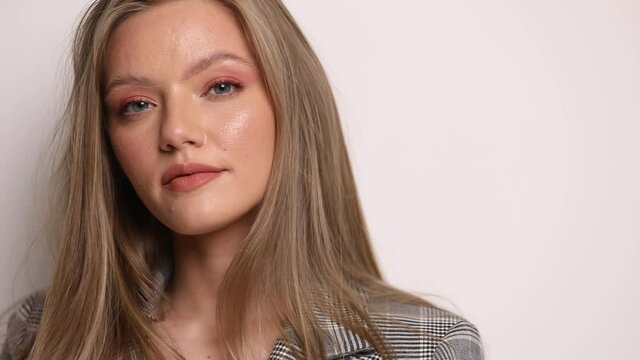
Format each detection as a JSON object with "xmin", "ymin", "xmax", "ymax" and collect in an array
[{"xmin": 104, "ymin": 51, "xmax": 255, "ymax": 96}]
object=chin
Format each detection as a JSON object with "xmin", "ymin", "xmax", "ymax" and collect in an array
[
  {"xmin": 161, "ymin": 215, "xmax": 224, "ymax": 236},
  {"xmin": 146, "ymin": 195, "xmax": 261, "ymax": 237},
  {"xmin": 159, "ymin": 207, "xmax": 254, "ymax": 237}
]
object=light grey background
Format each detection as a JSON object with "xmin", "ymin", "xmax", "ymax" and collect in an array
[{"xmin": 1, "ymin": 1, "xmax": 639, "ymax": 359}]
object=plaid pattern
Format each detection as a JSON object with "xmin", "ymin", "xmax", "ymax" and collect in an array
[
  {"xmin": 0, "ymin": 290, "xmax": 47, "ymax": 360},
  {"xmin": 1, "ymin": 292, "xmax": 484, "ymax": 359},
  {"xmin": 1, "ymin": 259, "xmax": 484, "ymax": 359},
  {"xmin": 268, "ymin": 303, "xmax": 484, "ymax": 359}
]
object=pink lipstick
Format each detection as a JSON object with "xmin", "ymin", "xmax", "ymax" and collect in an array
[{"xmin": 162, "ymin": 162, "xmax": 225, "ymax": 192}]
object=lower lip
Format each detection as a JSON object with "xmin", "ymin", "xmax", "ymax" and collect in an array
[{"xmin": 164, "ymin": 171, "xmax": 224, "ymax": 192}]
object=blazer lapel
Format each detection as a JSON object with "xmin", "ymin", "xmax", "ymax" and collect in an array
[{"xmin": 268, "ymin": 312, "xmax": 375, "ymax": 359}]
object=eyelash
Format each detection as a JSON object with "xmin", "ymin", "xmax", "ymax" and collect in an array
[
  {"xmin": 205, "ymin": 79, "xmax": 244, "ymax": 98},
  {"xmin": 117, "ymin": 79, "xmax": 244, "ymax": 116}
]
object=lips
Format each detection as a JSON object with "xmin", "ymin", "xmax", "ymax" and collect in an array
[{"xmin": 161, "ymin": 162, "xmax": 225, "ymax": 186}]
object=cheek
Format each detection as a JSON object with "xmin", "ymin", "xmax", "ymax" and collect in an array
[
  {"xmin": 219, "ymin": 106, "xmax": 275, "ymax": 162},
  {"xmin": 220, "ymin": 109, "xmax": 250, "ymax": 148},
  {"xmin": 217, "ymin": 102, "xmax": 275, "ymax": 204},
  {"xmin": 108, "ymin": 128, "xmax": 156, "ymax": 187}
]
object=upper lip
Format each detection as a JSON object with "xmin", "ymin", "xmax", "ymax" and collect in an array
[{"xmin": 162, "ymin": 162, "xmax": 225, "ymax": 185}]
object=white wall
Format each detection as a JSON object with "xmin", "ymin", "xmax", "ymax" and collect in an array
[{"xmin": 1, "ymin": 1, "xmax": 639, "ymax": 359}]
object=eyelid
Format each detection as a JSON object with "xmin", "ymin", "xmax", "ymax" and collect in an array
[
  {"xmin": 118, "ymin": 97, "xmax": 157, "ymax": 116},
  {"xmin": 203, "ymin": 78, "xmax": 244, "ymax": 98},
  {"xmin": 112, "ymin": 78, "xmax": 243, "ymax": 117}
]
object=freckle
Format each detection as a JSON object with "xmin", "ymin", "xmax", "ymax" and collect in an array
[{"xmin": 223, "ymin": 147, "xmax": 227, "ymax": 151}]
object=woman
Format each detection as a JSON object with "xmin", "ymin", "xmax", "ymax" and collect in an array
[{"xmin": 0, "ymin": 0, "xmax": 484, "ymax": 359}]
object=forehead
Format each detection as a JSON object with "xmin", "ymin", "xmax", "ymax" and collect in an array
[{"xmin": 104, "ymin": 0, "xmax": 252, "ymax": 78}]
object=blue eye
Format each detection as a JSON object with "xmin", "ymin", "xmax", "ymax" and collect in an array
[
  {"xmin": 121, "ymin": 100, "xmax": 154, "ymax": 114},
  {"xmin": 208, "ymin": 80, "xmax": 242, "ymax": 97}
]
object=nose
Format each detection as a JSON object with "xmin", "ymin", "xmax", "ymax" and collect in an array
[{"xmin": 159, "ymin": 93, "xmax": 206, "ymax": 152}]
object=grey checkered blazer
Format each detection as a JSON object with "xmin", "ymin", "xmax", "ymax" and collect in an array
[{"xmin": 1, "ymin": 260, "xmax": 484, "ymax": 359}]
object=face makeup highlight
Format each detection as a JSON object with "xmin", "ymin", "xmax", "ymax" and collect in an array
[{"xmin": 103, "ymin": 0, "xmax": 276, "ymax": 236}]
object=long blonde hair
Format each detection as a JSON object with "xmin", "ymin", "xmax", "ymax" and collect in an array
[{"xmin": 8, "ymin": 0, "xmax": 454, "ymax": 359}]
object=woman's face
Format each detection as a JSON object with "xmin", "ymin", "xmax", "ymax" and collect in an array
[{"xmin": 103, "ymin": 0, "xmax": 275, "ymax": 235}]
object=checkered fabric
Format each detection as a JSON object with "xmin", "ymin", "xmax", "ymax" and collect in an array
[
  {"xmin": 1, "ymin": 258, "xmax": 484, "ymax": 359},
  {"xmin": 0, "ymin": 292, "xmax": 484, "ymax": 359},
  {"xmin": 268, "ymin": 302, "xmax": 484, "ymax": 360}
]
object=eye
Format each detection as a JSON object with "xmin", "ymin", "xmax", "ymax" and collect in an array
[
  {"xmin": 207, "ymin": 80, "xmax": 243, "ymax": 97},
  {"xmin": 120, "ymin": 99, "xmax": 155, "ymax": 115}
]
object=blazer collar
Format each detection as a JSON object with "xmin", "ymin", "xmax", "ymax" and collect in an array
[{"xmin": 278, "ymin": 311, "xmax": 374, "ymax": 359}]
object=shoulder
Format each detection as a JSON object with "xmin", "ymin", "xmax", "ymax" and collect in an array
[
  {"xmin": 1, "ymin": 289, "xmax": 48, "ymax": 360},
  {"xmin": 367, "ymin": 299, "xmax": 485, "ymax": 360}
]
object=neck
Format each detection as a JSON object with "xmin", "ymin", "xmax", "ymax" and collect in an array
[
  {"xmin": 164, "ymin": 208, "xmax": 256, "ymax": 321},
  {"xmin": 153, "ymin": 209, "xmax": 283, "ymax": 358}
]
